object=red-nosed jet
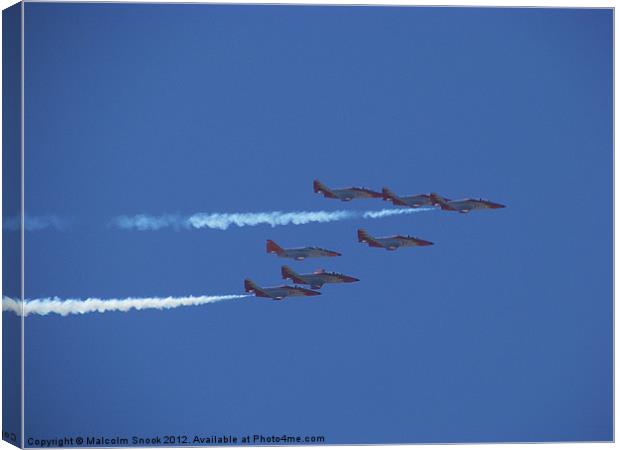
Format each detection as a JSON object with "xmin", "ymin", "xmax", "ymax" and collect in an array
[
  {"xmin": 267, "ymin": 239, "xmax": 341, "ymax": 261},
  {"xmin": 382, "ymin": 187, "xmax": 434, "ymax": 208},
  {"xmin": 281, "ymin": 265, "xmax": 359, "ymax": 289},
  {"xmin": 357, "ymin": 229, "xmax": 433, "ymax": 251},
  {"xmin": 430, "ymin": 192, "xmax": 506, "ymax": 213},
  {"xmin": 314, "ymin": 179, "xmax": 382, "ymax": 201},
  {"xmin": 244, "ymin": 279, "xmax": 321, "ymax": 301}
]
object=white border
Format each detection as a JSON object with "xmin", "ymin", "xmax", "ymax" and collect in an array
[
  {"xmin": 19, "ymin": 1, "xmax": 24, "ymax": 448},
  {"xmin": 14, "ymin": 0, "xmax": 618, "ymax": 5},
  {"xmin": 0, "ymin": 1, "xmax": 614, "ymax": 450}
]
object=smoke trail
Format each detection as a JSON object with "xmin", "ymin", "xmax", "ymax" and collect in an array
[
  {"xmin": 3, "ymin": 215, "xmax": 69, "ymax": 231},
  {"xmin": 361, "ymin": 207, "xmax": 435, "ymax": 219},
  {"xmin": 2, "ymin": 294, "xmax": 248, "ymax": 317},
  {"xmin": 188, "ymin": 210, "xmax": 356, "ymax": 230},
  {"xmin": 113, "ymin": 214, "xmax": 188, "ymax": 231},
  {"xmin": 114, "ymin": 207, "xmax": 435, "ymax": 231}
]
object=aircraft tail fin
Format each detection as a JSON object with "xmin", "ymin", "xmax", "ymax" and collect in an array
[
  {"xmin": 313, "ymin": 179, "xmax": 329, "ymax": 193},
  {"xmin": 281, "ymin": 265, "xmax": 297, "ymax": 280},
  {"xmin": 313, "ymin": 179, "xmax": 337, "ymax": 198},
  {"xmin": 244, "ymin": 279, "xmax": 258, "ymax": 293},
  {"xmin": 382, "ymin": 187, "xmax": 408, "ymax": 205},
  {"xmin": 266, "ymin": 239, "xmax": 284, "ymax": 255},
  {"xmin": 357, "ymin": 228, "xmax": 372, "ymax": 243},
  {"xmin": 358, "ymin": 229, "xmax": 383, "ymax": 247},
  {"xmin": 281, "ymin": 265, "xmax": 306, "ymax": 284},
  {"xmin": 430, "ymin": 192, "xmax": 452, "ymax": 209},
  {"xmin": 430, "ymin": 192, "xmax": 446, "ymax": 204},
  {"xmin": 382, "ymin": 187, "xmax": 396, "ymax": 201}
]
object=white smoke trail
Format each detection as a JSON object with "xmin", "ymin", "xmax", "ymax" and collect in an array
[
  {"xmin": 113, "ymin": 214, "xmax": 188, "ymax": 231},
  {"xmin": 114, "ymin": 207, "xmax": 435, "ymax": 231},
  {"xmin": 188, "ymin": 210, "xmax": 355, "ymax": 230},
  {"xmin": 2, "ymin": 294, "xmax": 248, "ymax": 317},
  {"xmin": 361, "ymin": 207, "xmax": 435, "ymax": 219},
  {"xmin": 3, "ymin": 215, "xmax": 69, "ymax": 231}
]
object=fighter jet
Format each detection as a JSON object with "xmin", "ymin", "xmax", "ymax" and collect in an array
[
  {"xmin": 382, "ymin": 187, "xmax": 434, "ymax": 208},
  {"xmin": 357, "ymin": 229, "xmax": 433, "ymax": 251},
  {"xmin": 313, "ymin": 179, "xmax": 382, "ymax": 201},
  {"xmin": 244, "ymin": 279, "xmax": 321, "ymax": 301},
  {"xmin": 430, "ymin": 192, "xmax": 506, "ymax": 213},
  {"xmin": 267, "ymin": 239, "xmax": 341, "ymax": 261},
  {"xmin": 281, "ymin": 265, "xmax": 359, "ymax": 289}
]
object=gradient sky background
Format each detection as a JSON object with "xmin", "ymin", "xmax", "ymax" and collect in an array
[{"xmin": 15, "ymin": 4, "xmax": 613, "ymax": 444}]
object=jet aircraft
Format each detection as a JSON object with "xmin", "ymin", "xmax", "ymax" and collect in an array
[
  {"xmin": 244, "ymin": 279, "xmax": 321, "ymax": 300},
  {"xmin": 313, "ymin": 179, "xmax": 382, "ymax": 201},
  {"xmin": 430, "ymin": 192, "xmax": 506, "ymax": 213},
  {"xmin": 357, "ymin": 229, "xmax": 433, "ymax": 251},
  {"xmin": 266, "ymin": 239, "xmax": 341, "ymax": 261},
  {"xmin": 382, "ymin": 187, "xmax": 434, "ymax": 208},
  {"xmin": 281, "ymin": 265, "xmax": 359, "ymax": 289}
]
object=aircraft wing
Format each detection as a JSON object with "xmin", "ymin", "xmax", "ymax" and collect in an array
[
  {"xmin": 253, "ymin": 286, "xmax": 282, "ymax": 300},
  {"xmin": 476, "ymin": 199, "xmax": 506, "ymax": 209},
  {"xmin": 366, "ymin": 236, "xmax": 387, "ymax": 248},
  {"xmin": 390, "ymin": 196, "xmax": 409, "ymax": 206},
  {"xmin": 396, "ymin": 236, "xmax": 433, "ymax": 246},
  {"xmin": 411, "ymin": 194, "xmax": 432, "ymax": 206},
  {"xmin": 351, "ymin": 187, "xmax": 382, "ymax": 198},
  {"xmin": 286, "ymin": 285, "xmax": 322, "ymax": 296},
  {"xmin": 439, "ymin": 202, "xmax": 457, "ymax": 211},
  {"xmin": 284, "ymin": 271, "xmax": 307, "ymax": 284},
  {"xmin": 320, "ymin": 190, "xmax": 338, "ymax": 199}
]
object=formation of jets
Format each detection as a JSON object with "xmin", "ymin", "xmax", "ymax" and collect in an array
[
  {"xmin": 245, "ymin": 180, "xmax": 506, "ymax": 301},
  {"xmin": 314, "ymin": 180, "xmax": 506, "ymax": 213},
  {"xmin": 380, "ymin": 186, "xmax": 506, "ymax": 213}
]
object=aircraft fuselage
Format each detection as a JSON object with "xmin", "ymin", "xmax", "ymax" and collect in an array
[
  {"xmin": 399, "ymin": 195, "xmax": 434, "ymax": 208},
  {"xmin": 297, "ymin": 272, "xmax": 359, "ymax": 288},
  {"xmin": 443, "ymin": 199, "xmax": 506, "ymax": 213},
  {"xmin": 280, "ymin": 247, "xmax": 341, "ymax": 260},
  {"xmin": 330, "ymin": 188, "xmax": 380, "ymax": 201},
  {"xmin": 374, "ymin": 237, "xmax": 427, "ymax": 250}
]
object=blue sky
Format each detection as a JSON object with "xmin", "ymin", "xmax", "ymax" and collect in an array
[{"xmin": 16, "ymin": 4, "xmax": 612, "ymax": 444}]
